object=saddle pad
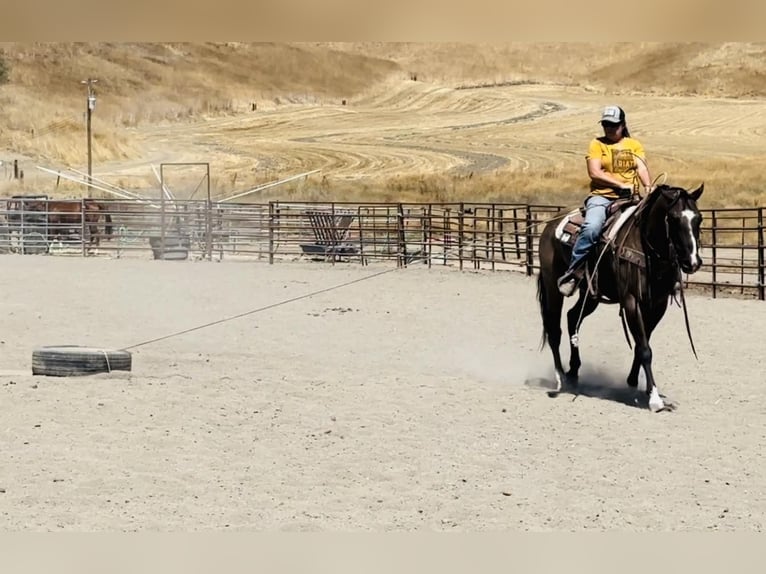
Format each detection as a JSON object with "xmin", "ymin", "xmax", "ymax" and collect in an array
[
  {"xmin": 554, "ymin": 209, "xmax": 581, "ymax": 242},
  {"xmin": 605, "ymin": 205, "xmax": 638, "ymax": 242}
]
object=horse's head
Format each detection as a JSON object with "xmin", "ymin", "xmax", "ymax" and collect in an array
[{"xmin": 655, "ymin": 183, "xmax": 704, "ymax": 274}]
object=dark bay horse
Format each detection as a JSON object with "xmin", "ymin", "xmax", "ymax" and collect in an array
[
  {"xmin": 43, "ymin": 199, "xmax": 113, "ymax": 246},
  {"xmin": 536, "ymin": 184, "xmax": 704, "ymax": 412}
]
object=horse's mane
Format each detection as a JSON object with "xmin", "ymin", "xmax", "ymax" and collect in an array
[
  {"xmin": 609, "ymin": 184, "xmax": 684, "ymax": 305},
  {"xmin": 632, "ymin": 184, "xmax": 675, "ymax": 224}
]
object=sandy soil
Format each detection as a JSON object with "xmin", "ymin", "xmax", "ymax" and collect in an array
[{"xmin": 0, "ymin": 255, "xmax": 764, "ymax": 531}]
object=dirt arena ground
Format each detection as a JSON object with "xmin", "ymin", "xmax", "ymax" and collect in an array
[{"xmin": 0, "ymin": 255, "xmax": 764, "ymax": 531}]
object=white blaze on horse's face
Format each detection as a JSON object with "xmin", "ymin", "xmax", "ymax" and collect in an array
[{"xmin": 680, "ymin": 208, "xmax": 703, "ymax": 273}]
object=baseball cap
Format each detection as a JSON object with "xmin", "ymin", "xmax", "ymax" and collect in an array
[{"xmin": 600, "ymin": 105, "xmax": 624, "ymax": 124}]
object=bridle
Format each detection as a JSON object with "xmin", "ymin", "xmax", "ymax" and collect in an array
[
  {"xmin": 643, "ymin": 187, "xmax": 682, "ymax": 264},
  {"xmin": 644, "ymin": 188, "xmax": 701, "ymax": 276}
]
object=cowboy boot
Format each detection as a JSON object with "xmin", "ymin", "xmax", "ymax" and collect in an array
[{"xmin": 557, "ymin": 265, "xmax": 585, "ymax": 297}]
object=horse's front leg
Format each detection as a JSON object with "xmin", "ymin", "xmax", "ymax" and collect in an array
[
  {"xmin": 627, "ymin": 347, "xmax": 641, "ymax": 387},
  {"xmin": 565, "ymin": 289, "xmax": 599, "ymax": 385},
  {"xmin": 636, "ymin": 344, "xmax": 666, "ymax": 412},
  {"xmin": 623, "ymin": 297, "xmax": 669, "ymax": 412}
]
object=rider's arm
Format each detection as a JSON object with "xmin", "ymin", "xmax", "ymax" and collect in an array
[
  {"xmin": 587, "ymin": 158, "xmax": 632, "ymax": 190},
  {"xmin": 636, "ymin": 159, "xmax": 653, "ymax": 191}
]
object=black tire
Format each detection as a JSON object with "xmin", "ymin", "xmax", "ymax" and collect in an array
[{"xmin": 32, "ymin": 346, "xmax": 132, "ymax": 377}]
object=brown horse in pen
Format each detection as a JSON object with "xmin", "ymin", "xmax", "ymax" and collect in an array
[
  {"xmin": 536, "ymin": 184, "xmax": 704, "ymax": 412},
  {"xmin": 44, "ymin": 199, "xmax": 113, "ymax": 246}
]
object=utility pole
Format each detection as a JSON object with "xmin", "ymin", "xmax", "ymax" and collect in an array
[{"xmin": 81, "ymin": 78, "xmax": 98, "ymax": 197}]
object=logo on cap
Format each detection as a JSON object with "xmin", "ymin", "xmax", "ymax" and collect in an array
[{"xmin": 601, "ymin": 105, "xmax": 622, "ymax": 123}]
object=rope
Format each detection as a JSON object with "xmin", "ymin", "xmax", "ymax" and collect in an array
[
  {"xmin": 120, "ymin": 266, "xmax": 397, "ymax": 351},
  {"xmin": 570, "ymin": 233, "xmax": 615, "ymax": 347},
  {"xmin": 616, "ymin": 150, "xmax": 665, "ymax": 195}
]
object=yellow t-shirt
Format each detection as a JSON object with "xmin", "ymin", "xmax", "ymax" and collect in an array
[{"xmin": 586, "ymin": 136, "xmax": 646, "ymax": 198}]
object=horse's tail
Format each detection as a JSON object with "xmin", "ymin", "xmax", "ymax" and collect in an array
[
  {"xmin": 536, "ymin": 271, "xmax": 549, "ymax": 351},
  {"xmin": 105, "ymin": 212, "xmax": 112, "ymax": 236}
]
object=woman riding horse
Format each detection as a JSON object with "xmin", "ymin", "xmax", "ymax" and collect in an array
[
  {"xmin": 537, "ymin": 181, "xmax": 704, "ymax": 412},
  {"xmin": 557, "ymin": 105, "xmax": 654, "ymax": 297}
]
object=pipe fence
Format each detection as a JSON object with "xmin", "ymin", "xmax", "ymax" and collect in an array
[{"xmin": 1, "ymin": 197, "xmax": 763, "ymax": 300}]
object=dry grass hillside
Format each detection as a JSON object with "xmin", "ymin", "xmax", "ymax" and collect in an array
[{"xmin": 1, "ymin": 42, "xmax": 766, "ymax": 207}]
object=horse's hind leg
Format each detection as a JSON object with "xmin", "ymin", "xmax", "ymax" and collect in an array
[
  {"xmin": 540, "ymin": 279, "xmax": 569, "ymax": 394},
  {"xmin": 565, "ymin": 289, "xmax": 599, "ymax": 385}
]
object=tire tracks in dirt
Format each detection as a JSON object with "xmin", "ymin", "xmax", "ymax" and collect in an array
[{"xmin": 90, "ymin": 82, "xmax": 766, "ymax": 195}]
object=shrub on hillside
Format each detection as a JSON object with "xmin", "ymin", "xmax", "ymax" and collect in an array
[{"xmin": 0, "ymin": 55, "xmax": 9, "ymax": 84}]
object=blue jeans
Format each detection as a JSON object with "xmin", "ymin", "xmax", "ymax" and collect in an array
[{"xmin": 567, "ymin": 195, "xmax": 613, "ymax": 272}]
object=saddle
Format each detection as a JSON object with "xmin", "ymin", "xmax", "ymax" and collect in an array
[
  {"xmin": 554, "ymin": 196, "xmax": 644, "ymax": 299},
  {"xmin": 555, "ymin": 196, "xmax": 639, "ymax": 250}
]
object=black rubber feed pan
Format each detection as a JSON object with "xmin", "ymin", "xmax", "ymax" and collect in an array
[{"xmin": 32, "ymin": 346, "xmax": 132, "ymax": 377}]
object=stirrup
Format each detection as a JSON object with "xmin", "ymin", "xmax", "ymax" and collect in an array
[{"xmin": 557, "ymin": 271, "xmax": 580, "ymax": 297}]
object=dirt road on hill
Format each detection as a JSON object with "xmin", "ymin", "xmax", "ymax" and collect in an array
[{"xmin": 49, "ymin": 80, "xmax": 762, "ymax": 200}]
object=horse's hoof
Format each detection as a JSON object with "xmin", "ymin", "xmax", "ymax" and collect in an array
[
  {"xmin": 651, "ymin": 405, "xmax": 675, "ymax": 413},
  {"xmin": 547, "ymin": 390, "xmax": 560, "ymax": 398},
  {"xmin": 648, "ymin": 397, "xmax": 670, "ymax": 412},
  {"xmin": 654, "ymin": 400, "xmax": 677, "ymax": 413},
  {"xmin": 648, "ymin": 387, "xmax": 672, "ymax": 412},
  {"xmin": 553, "ymin": 371, "xmax": 564, "ymax": 394}
]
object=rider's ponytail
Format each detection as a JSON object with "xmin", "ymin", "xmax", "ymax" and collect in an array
[{"xmin": 618, "ymin": 107, "xmax": 631, "ymax": 137}]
